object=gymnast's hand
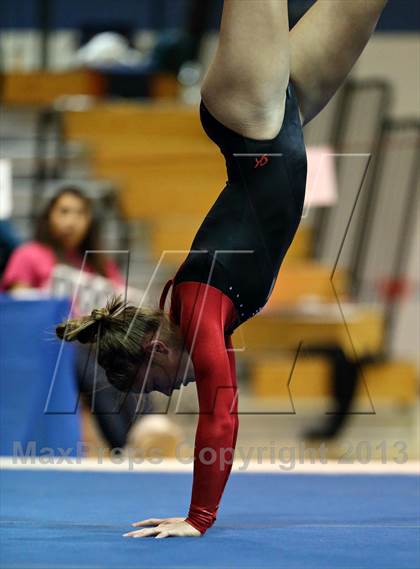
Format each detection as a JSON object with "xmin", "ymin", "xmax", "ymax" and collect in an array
[{"xmin": 123, "ymin": 517, "xmax": 201, "ymax": 539}]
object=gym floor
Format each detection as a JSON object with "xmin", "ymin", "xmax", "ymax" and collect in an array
[{"xmin": 1, "ymin": 461, "xmax": 418, "ymax": 569}]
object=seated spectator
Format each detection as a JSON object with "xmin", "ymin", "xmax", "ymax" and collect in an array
[
  {"xmin": 1, "ymin": 186, "xmax": 144, "ymax": 451},
  {"xmin": 2, "ymin": 186, "xmax": 122, "ymax": 291}
]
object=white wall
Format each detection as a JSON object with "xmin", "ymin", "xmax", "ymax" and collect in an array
[
  {"xmin": 351, "ymin": 33, "xmax": 420, "ymax": 119},
  {"xmin": 351, "ymin": 33, "xmax": 420, "ymax": 368}
]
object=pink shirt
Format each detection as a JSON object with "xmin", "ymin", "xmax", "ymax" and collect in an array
[{"xmin": 1, "ymin": 241, "xmax": 124, "ymax": 291}]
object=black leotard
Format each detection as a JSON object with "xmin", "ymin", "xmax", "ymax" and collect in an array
[{"xmin": 170, "ymin": 79, "xmax": 307, "ymax": 333}]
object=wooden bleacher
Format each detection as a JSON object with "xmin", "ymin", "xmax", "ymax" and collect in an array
[
  {"xmin": 2, "ymin": 71, "xmax": 178, "ymax": 106},
  {"xmin": 64, "ymin": 103, "xmax": 225, "ymax": 218},
  {"xmin": 251, "ymin": 356, "xmax": 417, "ymax": 406},
  {"xmin": 2, "ymin": 71, "xmax": 105, "ymax": 105}
]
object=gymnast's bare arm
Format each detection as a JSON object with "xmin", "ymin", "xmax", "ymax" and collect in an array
[{"xmin": 290, "ymin": 0, "xmax": 389, "ymax": 126}]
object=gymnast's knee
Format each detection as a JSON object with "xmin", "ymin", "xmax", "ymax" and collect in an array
[{"xmin": 200, "ymin": 83, "xmax": 288, "ymax": 140}]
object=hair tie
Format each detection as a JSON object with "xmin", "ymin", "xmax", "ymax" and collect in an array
[{"xmin": 91, "ymin": 308, "xmax": 110, "ymax": 321}]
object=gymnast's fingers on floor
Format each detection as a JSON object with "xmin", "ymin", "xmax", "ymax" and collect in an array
[
  {"xmin": 124, "ymin": 521, "xmax": 202, "ymax": 539},
  {"xmin": 131, "ymin": 517, "xmax": 185, "ymax": 527},
  {"xmin": 155, "ymin": 531, "xmax": 170, "ymax": 539},
  {"xmin": 131, "ymin": 518, "xmax": 164, "ymax": 527},
  {"xmin": 123, "ymin": 527, "xmax": 161, "ymax": 538}
]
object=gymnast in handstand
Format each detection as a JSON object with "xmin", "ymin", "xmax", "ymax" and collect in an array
[{"xmin": 57, "ymin": 0, "xmax": 388, "ymax": 538}]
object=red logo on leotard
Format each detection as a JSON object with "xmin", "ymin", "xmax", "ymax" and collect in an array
[{"xmin": 255, "ymin": 154, "xmax": 269, "ymax": 169}]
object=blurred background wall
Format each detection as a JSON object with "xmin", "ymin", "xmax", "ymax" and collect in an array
[{"xmin": 351, "ymin": 32, "xmax": 419, "ymax": 367}]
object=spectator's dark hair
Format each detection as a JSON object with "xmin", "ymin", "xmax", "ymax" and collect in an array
[
  {"xmin": 35, "ymin": 186, "xmax": 108, "ymax": 277},
  {"xmin": 56, "ymin": 295, "xmax": 182, "ymax": 392}
]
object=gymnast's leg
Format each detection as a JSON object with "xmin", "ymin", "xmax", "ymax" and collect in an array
[
  {"xmin": 201, "ymin": 0, "xmax": 291, "ymax": 140},
  {"xmin": 290, "ymin": 0, "xmax": 388, "ymax": 125}
]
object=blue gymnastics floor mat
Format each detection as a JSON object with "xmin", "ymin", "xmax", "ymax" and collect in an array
[{"xmin": 1, "ymin": 469, "xmax": 419, "ymax": 569}]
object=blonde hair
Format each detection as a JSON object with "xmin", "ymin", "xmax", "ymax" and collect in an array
[{"xmin": 56, "ymin": 295, "xmax": 180, "ymax": 391}]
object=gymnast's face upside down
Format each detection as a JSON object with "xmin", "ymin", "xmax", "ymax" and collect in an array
[
  {"xmin": 131, "ymin": 337, "xmax": 195, "ymax": 396},
  {"xmin": 56, "ymin": 294, "xmax": 195, "ymax": 396}
]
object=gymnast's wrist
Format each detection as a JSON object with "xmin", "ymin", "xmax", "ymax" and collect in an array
[
  {"xmin": 185, "ymin": 516, "xmax": 206, "ymax": 535},
  {"xmin": 185, "ymin": 505, "xmax": 217, "ymax": 535}
]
